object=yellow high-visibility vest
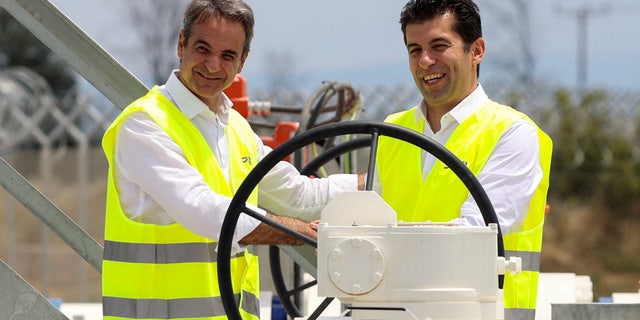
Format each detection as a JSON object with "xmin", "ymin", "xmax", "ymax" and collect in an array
[
  {"xmin": 377, "ymin": 101, "xmax": 552, "ymax": 320},
  {"xmin": 102, "ymin": 87, "xmax": 260, "ymax": 320}
]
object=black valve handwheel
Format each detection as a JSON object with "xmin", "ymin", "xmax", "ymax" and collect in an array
[{"xmin": 217, "ymin": 121, "xmax": 504, "ymax": 320}]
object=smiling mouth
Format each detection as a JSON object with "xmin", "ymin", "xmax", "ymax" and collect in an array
[
  {"xmin": 423, "ymin": 73, "xmax": 445, "ymax": 84},
  {"xmin": 195, "ymin": 69, "xmax": 221, "ymax": 81}
]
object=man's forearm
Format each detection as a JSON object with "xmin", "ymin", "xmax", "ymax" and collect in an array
[{"xmin": 239, "ymin": 213, "xmax": 318, "ymax": 246}]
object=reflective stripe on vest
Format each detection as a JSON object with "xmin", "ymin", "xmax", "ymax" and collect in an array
[
  {"xmin": 102, "ymin": 87, "xmax": 261, "ymax": 320},
  {"xmin": 103, "ymin": 291, "xmax": 259, "ymax": 319},
  {"xmin": 504, "ymin": 308, "xmax": 536, "ymax": 320},
  {"xmin": 103, "ymin": 240, "xmax": 246, "ymax": 263},
  {"xmin": 378, "ymin": 101, "xmax": 552, "ymax": 319},
  {"xmin": 506, "ymin": 250, "xmax": 541, "ymax": 273}
]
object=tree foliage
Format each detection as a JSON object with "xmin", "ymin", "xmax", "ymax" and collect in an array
[
  {"xmin": 0, "ymin": 9, "xmax": 76, "ymax": 97},
  {"xmin": 123, "ymin": 0, "xmax": 187, "ymax": 85},
  {"xmin": 477, "ymin": 0, "xmax": 536, "ymax": 84},
  {"xmin": 548, "ymin": 88, "xmax": 640, "ymax": 215}
]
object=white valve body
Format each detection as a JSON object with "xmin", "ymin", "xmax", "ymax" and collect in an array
[{"xmin": 317, "ymin": 191, "xmax": 510, "ymax": 320}]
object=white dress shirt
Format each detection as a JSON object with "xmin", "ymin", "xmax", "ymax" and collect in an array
[
  {"xmin": 114, "ymin": 71, "xmax": 357, "ymax": 253},
  {"xmin": 375, "ymin": 84, "xmax": 542, "ymax": 234}
]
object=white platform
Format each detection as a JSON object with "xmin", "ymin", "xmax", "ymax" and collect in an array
[{"xmin": 60, "ymin": 303, "xmax": 102, "ymax": 320}]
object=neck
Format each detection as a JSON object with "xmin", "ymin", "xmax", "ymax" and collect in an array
[{"xmin": 423, "ymin": 103, "xmax": 453, "ymax": 133}]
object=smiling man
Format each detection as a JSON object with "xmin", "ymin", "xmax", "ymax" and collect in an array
[
  {"xmin": 100, "ymin": 1, "xmax": 359, "ymax": 319},
  {"xmin": 373, "ymin": 1, "xmax": 553, "ymax": 319}
]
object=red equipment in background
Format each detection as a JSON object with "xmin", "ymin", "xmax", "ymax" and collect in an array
[
  {"xmin": 224, "ymin": 74, "xmax": 250, "ymax": 118},
  {"xmin": 224, "ymin": 74, "xmax": 300, "ymax": 151},
  {"xmin": 224, "ymin": 74, "xmax": 361, "ymax": 169}
]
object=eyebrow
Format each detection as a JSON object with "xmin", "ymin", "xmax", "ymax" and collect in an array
[{"xmin": 406, "ymin": 36, "xmax": 452, "ymax": 48}]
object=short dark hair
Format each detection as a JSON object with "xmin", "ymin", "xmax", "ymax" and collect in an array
[
  {"xmin": 182, "ymin": 0, "xmax": 254, "ymax": 56},
  {"xmin": 399, "ymin": 0, "xmax": 482, "ymax": 52}
]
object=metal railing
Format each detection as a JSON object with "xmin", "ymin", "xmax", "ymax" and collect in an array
[{"xmin": 1, "ymin": 0, "xmax": 146, "ymax": 317}]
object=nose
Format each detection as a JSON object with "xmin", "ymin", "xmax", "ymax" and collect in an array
[
  {"xmin": 419, "ymin": 51, "xmax": 436, "ymax": 69},
  {"xmin": 204, "ymin": 55, "xmax": 222, "ymax": 72}
]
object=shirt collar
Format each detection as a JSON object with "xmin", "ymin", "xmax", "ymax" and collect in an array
[
  {"xmin": 416, "ymin": 83, "xmax": 489, "ymax": 124},
  {"xmin": 164, "ymin": 70, "xmax": 233, "ymax": 120}
]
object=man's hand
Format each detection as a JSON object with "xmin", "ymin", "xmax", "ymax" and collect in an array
[
  {"xmin": 358, "ymin": 172, "xmax": 367, "ymax": 190},
  {"xmin": 239, "ymin": 213, "xmax": 318, "ymax": 246}
]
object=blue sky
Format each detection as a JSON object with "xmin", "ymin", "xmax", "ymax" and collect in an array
[{"xmin": 48, "ymin": 0, "xmax": 640, "ymax": 92}]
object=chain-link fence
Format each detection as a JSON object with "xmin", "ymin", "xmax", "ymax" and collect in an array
[
  {"xmin": 2, "ymin": 66, "xmax": 640, "ymax": 302},
  {"xmin": 244, "ymin": 79, "xmax": 640, "ymax": 299},
  {"xmin": 0, "ymin": 67, "xmax": 112, "ymax": 302}
]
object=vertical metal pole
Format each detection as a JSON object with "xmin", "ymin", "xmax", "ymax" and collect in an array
[
  {"xmin": 40, "ymin": 146, "xmax": 52, "ymax": 298},
  {"xmin": 77, "ymin": 140, "xmax": 89, "ymax": 300},
  {"xmin": 577, "ymin": 8, "xmax": 588, "ymax": 91},
  {"xmin": 3, "ymin": 153, "xmax": 18, "ymax": 266}
]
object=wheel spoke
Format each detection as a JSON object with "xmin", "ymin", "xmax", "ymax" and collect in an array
[
  {"xmin": 365, "ymin": 130, "xmax": 380, "ymax": 191},
  {"xmin": 307, "ymin": 297, "xmax": 336, "ymax": 320}
]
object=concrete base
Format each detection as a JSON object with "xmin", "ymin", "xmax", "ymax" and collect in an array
[{"xmin": 552, "ymin": 303, "xmax": 640, "ymax": 320}]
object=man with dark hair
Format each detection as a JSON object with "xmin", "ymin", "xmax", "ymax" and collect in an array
[
  {"xmin": 101, "ymin": 1, "xmax": 360, "ymax": 319},
  {"xmin": 374, "ymin": 1, "xmax": 553, "ymax": 319}
]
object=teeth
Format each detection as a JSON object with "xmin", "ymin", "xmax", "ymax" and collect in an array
[{"xmin": 423, "ymin": 73, "xmax": 444, "ymax": 82}]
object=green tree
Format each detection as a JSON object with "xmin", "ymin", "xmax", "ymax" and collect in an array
[
  {"xmin": 549, "ymin": 88, "xmax": 640, "ymax": 214},
  {"xmin": 0, "ymin": 9, "xmax": 76, "ymax": 97},
  {"xmin": 123, "ymin": 0, "xmax": 187, "ymax": 85}
]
